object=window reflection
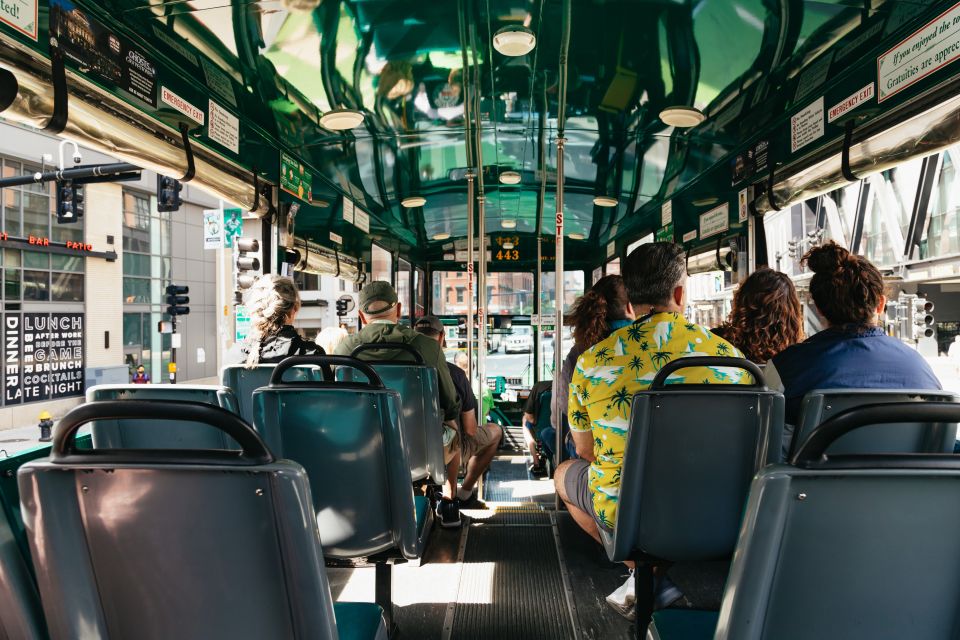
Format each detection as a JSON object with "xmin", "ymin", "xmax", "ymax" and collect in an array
[{"xmin": 920, "ymin": 149, "xmax": 960, "ymax": 260}]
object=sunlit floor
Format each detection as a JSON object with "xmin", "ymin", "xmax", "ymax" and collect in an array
[{"xmin": 327, "ymin": 455, "xmax": 634, "ymax": 640}]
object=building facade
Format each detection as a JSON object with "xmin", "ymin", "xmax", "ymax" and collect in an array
[{"xmin": 0, "ymin": 123, "xmax": 224, "ymax": 427}]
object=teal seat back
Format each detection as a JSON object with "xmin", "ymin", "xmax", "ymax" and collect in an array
[
  {"xmin": 220, "ymin": 364, "xmax": 321, "ymax": 424},
  {"xmin": 792, "ymin": 389, "xmax": 959, "ymax": 458},
  {"xmin": 534, "ymin": 388, "xmax": 552, "ymax": 436},
  {"xmin": 87, "ymin": 384, "xmax": 241, "ymax": 450},
  {"xmin": 338, "ymin": 351, "xmax": 446, "ymax": 484},
  {"xmin": 718, "ymin": 402, "xmax": 960, "ymax": 640},
  {"xmin": 604, "ymin": 358, "xmax": 784, "ymax": 563},
  {"xmin": 0, "ymin": 490, "xmax": 45, "ymax": 639},
  {"xmin": 253, "ymin": 355, "xmax": 424, "ymax": 561},
  {"xmin": 19, "ymin": 401, "xmax": 345, "ymax": 640}
]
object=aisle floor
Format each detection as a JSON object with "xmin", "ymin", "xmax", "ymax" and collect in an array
[{"xmin": 327, "ymin": 455, "xmax": 635, "ymax": 639}]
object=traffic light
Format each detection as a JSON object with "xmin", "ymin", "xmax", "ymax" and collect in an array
[
  {"xmin": 911, "ymin": 297, "xmax": 935, "ymax": 340},
  {"xmin": 157, "ymin": 175, "xmax": 183, "ymax": 212},
  {"xmin": 235, "ymin": 237, "xmax": 261, "ymax": 290},
  {"xmin": 336, "ymin": 298, "xmax": 348, "ymax": 315},
  {"xmin": 56, "ymin": 180, "xmax": 84, "ymax": 224},
  {"xmin": 165, "ymin": 284, "xmax": 190, "ymax": 316}
]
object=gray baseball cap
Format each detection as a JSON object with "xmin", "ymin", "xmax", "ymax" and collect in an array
[{"xmin": 358, "ymin": 281, "xmax": 398, "ymax": 314}]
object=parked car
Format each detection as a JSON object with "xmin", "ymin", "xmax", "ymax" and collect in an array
[{"xmin": 504, "ymin": 326, "xmax": 534, "ymax": 354}]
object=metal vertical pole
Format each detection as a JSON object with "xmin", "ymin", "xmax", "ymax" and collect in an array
[
  {"xmin": 466, "ymin": 171, "xmax": 475, "ymax": 384},
  {"xmin": 554, "ymin": 137, "xmax": 565, "ymax": 467},
  {"xmin": 555, "ymin": 0, "xmax": 571, "ymax": 474},
  {"xmin": 470, "ymin": 7, "xmax": 487, "ymax": 398}
]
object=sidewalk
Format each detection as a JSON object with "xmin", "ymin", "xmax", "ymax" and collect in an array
[{"xmin": 0, "ymin": 423, "xmax": 55, "ymax": 458}]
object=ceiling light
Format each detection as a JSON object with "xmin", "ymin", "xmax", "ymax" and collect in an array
[
  {"xmin": 503, "ymin": 241, "xmax": 515, "ymax": 250},
  {"xmin": 499, "ymin": 170, "xmax": 521, "ymax": 185},
  {"xmin": 281, "ymin": 0, "xmax": 321, "ymax": 12},
  {"xmin": 492, "ymin": 25, "xmax": 537, "ymax": 57},
  {"xmin": 593, "ymin": 196, "xmax": 618, "ymax": 207},
  {"xmin": 433, "ymin": 232, "xmax": 450, "ymax": 241},
  {"xmin": 659, "ymin": 106, "xmax": 706, "ymax": 128},
  {"xmin": 568, "ymin": 233, "xmax": 585, "ymax": 240},
  {"xmin": 401, "ymin": 196, "xmax": 427, "ymax": 208},
  {"xmin": 319, "ymin": 108, "xmax": 365, "ymax": 130},
  {"xmin": 693, "ymin": 196, "xmax": 719, "ymax": 207},
  {"xmin": 501, "ymin": 219, "xmax": 517, "ymax": 229}
]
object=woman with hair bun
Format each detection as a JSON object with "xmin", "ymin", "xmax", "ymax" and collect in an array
[
  {"xmin": 236, "ymin": 274, "xmax": 321, "ymax": 367},
  {"xmin": 715, "ymin": 267, "xmax": 803, "ymax": 363},
  {"xmin": 767, "ymin": 242, "xmax": 940, "ymax": 434}
]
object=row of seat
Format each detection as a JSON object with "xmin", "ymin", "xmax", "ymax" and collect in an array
[
  {"xmin": 596, "ymin": 357, "xmax": 960, "ymax": 639},
  {"xmin": 0, "ymin": 354, "xmax": 459, "ymax": 639}
]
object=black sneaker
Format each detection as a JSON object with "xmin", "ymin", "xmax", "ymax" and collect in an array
[
  {"xmin": 528, "ymin": 461, "xmax": 548, "ymax": 478},
  {"xmin": 436, "ymin": 497, "xmax": 462, "ymax": 529}
]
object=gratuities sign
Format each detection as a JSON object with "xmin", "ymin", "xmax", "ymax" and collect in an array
[{"xmin": 878, "ymin": 2, "xmax": 960, "ymax": 102}]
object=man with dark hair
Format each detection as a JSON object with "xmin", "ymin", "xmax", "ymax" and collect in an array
[
  {"xmin": 554, "ymin": 242, "xmax": 749, "ymax": 618},
  {"xmin": 414, "ymin": 315, "xmax": 502, "ymax": 505},
  {"xmin": 337, "ymin": 282, "xmax": 464, "ymax": 527}
]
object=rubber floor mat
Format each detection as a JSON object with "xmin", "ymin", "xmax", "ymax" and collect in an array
[
  {"xmin": 450, "ymin": 526, "xmax": 575, "ymax": 639},
  {"xmin": 462, "ymin": 507, "xmax": 551, "ymax": 526},
  {"xmin": 482, "ymin": 457, "xmax": 555, "ymax": 505}
]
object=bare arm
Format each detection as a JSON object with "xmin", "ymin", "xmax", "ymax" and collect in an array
[
  {"xmin": 571, "ymin": 430, "xmax": 596, "ymax": 462},
  {"xmin": 460, "ymin": 408, "xmax": 479, "ymax": 438}
]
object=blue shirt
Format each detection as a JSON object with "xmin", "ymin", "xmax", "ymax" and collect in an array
[{"xmin": 770, "ymin": 325, "xmax": 942, "ymax": 424}]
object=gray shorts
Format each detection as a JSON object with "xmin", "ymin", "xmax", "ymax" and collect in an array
[{"xmin": 562, "ymin": 459, "xmax": 598, "ymax": 520}]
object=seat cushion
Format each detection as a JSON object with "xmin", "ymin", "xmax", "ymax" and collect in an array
[
  {"xmin": 650, "ymin": 609, "xmax": 719, "ymax": 640},
  {"xmin": 414, "ymin": 495, "xmax": 430, "ymax": 538},
  {"xmin": 334, "ymin": 602, "xmax": 386, "ymax": 640}
]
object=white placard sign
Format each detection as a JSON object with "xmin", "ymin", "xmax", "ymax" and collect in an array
[
  {"xmin": 329, "ymin": 232, "xmax": 342, "ymax": 244},
  {"xmin": 0, "ymin": 0, "xmax": 37, "ymax": 40},
  {"xmin": 791, "ymin": 96, "xmax": 825, "ymax": 153},
  {"xmin": 682, "ymin": 230, "xmax": 698, "ymax": 243},
  {"xmin": 828, "ymin": 84, "xmax": 875, "ymax": 123},
  {"xmin": 354, "ymin": 208, "xmax": 370, "ymax": 233},
  {"xmin": 161, "ymin": 86, "xmax": 204, "ymax": 124},
  {"xmin": 661, "ymin": 200, "xmax": 673, "ymax": 226},
  {"xmin": 342, "ymin": 198, "xmax": 355, "ymax": 224},
  {"xmin": 738, "ymin": 189, "xmax": 749, "ymax": 223},
  {"xmin": 878, "ymin": 3, "xmax": 960, "ymax": 102},
  {"xmin": 700, "ymin": 203, "xmax": 730, "ymax": 240},
  {"xmin": 208, "ymin": 100, "xmax": 239, "ymax": 154},
  {"xmin": 202, "ymin": 209, "xmax": 223, "ymax": 249}
]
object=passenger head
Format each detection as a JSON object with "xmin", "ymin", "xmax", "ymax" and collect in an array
[
  {"xmin": 136, "ymin": 365, "xmax": 144, "ymax": 373},
  {"xmin": 414, "ymin": 315, "xmax": 445, "ymax": 347},
  {"xmin": 243, "ymin": 274, "xmax": 301, "ymax": 368},
  {"xmin": 622, "ymin": 242, "xmax": 687, "ymax": 313},
  {"xmin": 358, "ymin": 281, "xmax": 401, "ymax": 324},
  {"xmin": 725, "ymin": 268, "xmax": 803, "ymax": 362},
  {"xmin": 569, "ymin": 275, "xmax": 633, "ymax": 349},
  {"xmin": 455, "ymin": 351, "xmax": 469, "ymax": 373},
  {"xmin": 315, "ymin": 326, "xmax": 348, "ymax": 354},
  {"xmin": 802, "ymin": 242, "xmax": 886, "ymax": 327}
]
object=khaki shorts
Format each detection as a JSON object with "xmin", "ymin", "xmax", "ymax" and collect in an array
[{"xmin": 443, "ymin": 423, "xmax": 499, "ymax": 466}]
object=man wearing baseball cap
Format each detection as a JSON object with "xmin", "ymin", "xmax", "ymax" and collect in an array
[
  {"xmin": 336, "ymin": 281, "xmax": 464, "ymax": 527},
  {"xmin": 414, "ymin": 315, "xmax": 502, "ymax": 506}
]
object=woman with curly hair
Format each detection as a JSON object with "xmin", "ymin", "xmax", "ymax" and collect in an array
[
  {"xmin": 234, "ymin": 274, "xmax": 321, "ymax": 368},
  {"xmin": 714, "ymin": 268, "xmax": 803, "ymax": 363}
]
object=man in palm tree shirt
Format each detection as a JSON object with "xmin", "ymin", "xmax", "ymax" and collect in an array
[{"xmin": 554, "ymin": 242, "xmax": 749, "ymax": 615}]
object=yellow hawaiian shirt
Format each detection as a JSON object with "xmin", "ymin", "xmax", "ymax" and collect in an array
[{"xmin": 568, "ymin": 312, "xmax": 750, "ymax": 529}]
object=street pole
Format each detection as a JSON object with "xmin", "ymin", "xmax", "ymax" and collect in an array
[{"xmin": 170, "ymin": 315, "xmax": 177, "ymax": 384}]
